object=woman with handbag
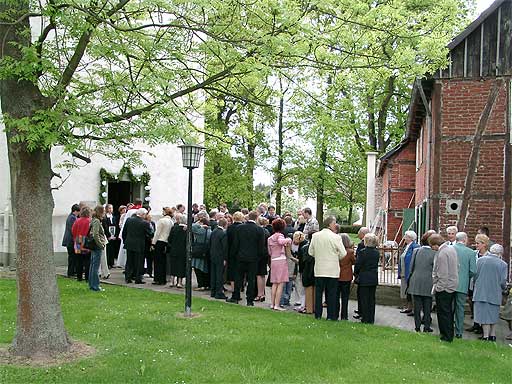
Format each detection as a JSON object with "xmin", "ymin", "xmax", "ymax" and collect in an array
[
  {"xmin": 71, "ymin": 206, "xmax": 92, "ymax": 282},
  {"xmin": 267, "ymin": 218, "xmax": 292, "ymax": 311},
  {"xmin": 88, "ymin": 205, "xmax": 108, "ymax": 291}
]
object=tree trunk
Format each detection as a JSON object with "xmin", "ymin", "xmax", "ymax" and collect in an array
[
  {"xmin": 316, "ymin": 144, "xmax": 327, "ymax": 227},
  {"xmin": 245, "ymin": 106, "xmax": 256, "ymax": 207},
  {"xmin": 1, "ymin": 0, "xmax": 70, "ymax": 357},
  {"xmin": 275, "ymin": 95, "xmax": 284, "ymax": 215}
]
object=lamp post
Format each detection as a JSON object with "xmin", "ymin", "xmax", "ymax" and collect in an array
[{"xmin": 179, "ymin": 144, "xmax": 205, "ymax": 317}]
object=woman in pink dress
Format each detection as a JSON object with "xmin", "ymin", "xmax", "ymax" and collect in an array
[{"xmin": 268, "ymin": 218, "xmax": 292, "ymax": 311}]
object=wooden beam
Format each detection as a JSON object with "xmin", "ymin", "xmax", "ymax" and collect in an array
[
  {"xmin": 431, "ymin": 82, "xmax": 442, "ymax": 231},
  {"xmin": 504, "ymin": 79, "xmax": 512, "ymax": 269},
  {"xmin": 480, "ymin": 22, "xmax": 484, "ymax": 77},
  {"xmin": 464, "ymin": 38, "xmax": 468, "ymax": 78},
  {"xmin": 496, "ymin": 5, "xmax": 501, "ymax": 76},
  {"xmin": 416, "ymin": 79, "xmax": 432, "ymax": 116},
  {"xmin": 457, "ymin": 79, "xmax": 503, "ymax": 231}
]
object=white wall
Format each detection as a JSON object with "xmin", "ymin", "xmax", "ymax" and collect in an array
[{"xmin": 1, "ymin": 135, "xmax": 204, "ymax": 256}]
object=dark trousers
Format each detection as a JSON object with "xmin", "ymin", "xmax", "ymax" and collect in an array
[
  {"xmin": 210, "ymin": 258, "xmax": 225, "ymax": 298},
  {"xmin": 233, "ymin": 260, "xmax": 257, "ymax": 304},
  {"xmin": 76, "ymin": 253, "xmax": 91, "ymax": 281},
  {"xmin": 314, "ymin": 277, "xmax": 338, "ymax": 320},
  {"xmin": 356, "ymin": 284, "xmax": 361, "ymax": 311},
  {"xmin": 413, "ymin": 295, "xmax": 432, "ymax": 330},
  {"xmin": 66, "ymin": 245, "xmax": 76, "ymax": 277},
  {"xmin": 153, "ymin": 241, "xmax": 167, "ymax": 284},
  {"xmin": 336, "ymin": 281, "xmax": 351, "ymax": 320},
  {"xmin": 436, "ymin": 291, "xmax": 455, "ymax": 341},
  {"xmin": 106, "ymin": 240, "xmax": 116, "ymax": 268},
  {"xmin": 126, "ymin": 250, "xmax": 144, "ymax": 282},
  {"xmin": 359, "ymin": 285, "xmax": 377, "ymax": 324},
  {"xmin": 144, "ymin": 245, "xmax": 153, "ymax": 276}
]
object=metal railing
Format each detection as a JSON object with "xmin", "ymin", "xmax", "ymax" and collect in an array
[{"xmin": 378, "ymin": 246, "xmax": 400, "ymax": 286}]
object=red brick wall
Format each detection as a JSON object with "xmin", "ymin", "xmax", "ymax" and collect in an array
[
  {"xmin": 436, "ymin": 78, "xmax": 507, "ymax": 244},
  {"xmin": 378, "ymin": 141, "xmax": 416, "ymax": 242}
]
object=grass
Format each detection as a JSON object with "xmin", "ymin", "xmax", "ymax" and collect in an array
[{"xmin": 0, "ymin": 278, "xmax": 511, "ymax": 383}]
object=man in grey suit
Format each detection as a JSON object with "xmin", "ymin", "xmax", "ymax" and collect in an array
[
  {"xmin": 453, "ymin": 232, "xmax": 477, "ymax": 339},
  {"xmin": 62, "ymin": 203, "xmax": 80, "ymax": 278}
]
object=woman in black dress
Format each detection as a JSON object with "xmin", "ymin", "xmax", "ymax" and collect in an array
[
  {"xmin": 167, "ymin": 213, "xmax": 187, "ymax": 288},
  {"xmin": 354, "ymin": 233, "xmax": 380, "ymax": 324}
]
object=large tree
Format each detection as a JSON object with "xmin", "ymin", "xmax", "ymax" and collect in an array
[{"xmin": 0, "ymin": 0, "xmax": 310, "ymax": 357}]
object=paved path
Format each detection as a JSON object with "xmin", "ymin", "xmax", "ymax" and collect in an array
[{"xmin": 56, "ymin": 267, "xmax": 512, "ymax": 345}]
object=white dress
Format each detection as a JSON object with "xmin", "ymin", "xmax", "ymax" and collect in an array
[{"xmin": 116, "ymin": 209, "xmax": 137, "ymax": 268}]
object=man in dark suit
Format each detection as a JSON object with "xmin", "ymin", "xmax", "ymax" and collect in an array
[
  {"xmin": 210, "ymin": 218, "xmax": 228, "ymax": 299},
  {"xmin": 227, "ymin": 210, "xmax": 266, "ymax": 306},
  {"xmin": 122, "ymin": 208, "xmax": 153, "ymax": 284},
  {"xmin": 102, "ymin": 204, "xmax": 117, "ymax": 268},
  {"xmin": 62, "ymin": 203, "xmax": 80, "ymax": 277}
]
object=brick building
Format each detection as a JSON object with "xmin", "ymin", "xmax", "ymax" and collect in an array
[
  {"xmin": 377, "ymin": 140, "xmax": 416, "ymax": 243},
  {"xmin": 376, "ymin": 0, "xmax": 512, "ymax": 267}
]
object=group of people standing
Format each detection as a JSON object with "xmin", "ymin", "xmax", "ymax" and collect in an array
[
  {"xmin": 62, "ymin": 201, "xmax": 511, "ymax": 342},
  {"xmin": 398, "ymin": 226, "xmax": 510, "ymax": 342}
]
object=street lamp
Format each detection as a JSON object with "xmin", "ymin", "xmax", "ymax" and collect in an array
[{"xmin": 179, "ymin": 144, "xmax": 205, "ymax": 317}]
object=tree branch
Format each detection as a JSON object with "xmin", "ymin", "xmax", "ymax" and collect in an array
[{"xmin": 71, "ymin": 151, "xmax": 91, "ymax": 163}]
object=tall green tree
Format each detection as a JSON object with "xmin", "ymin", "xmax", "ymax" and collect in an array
[{"xmin": 0, "ymin": 0, "xmax": 310, "ymax": 357}]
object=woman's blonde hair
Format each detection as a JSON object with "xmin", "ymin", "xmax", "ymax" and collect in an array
[
  {"xmin": 364, "ymin": 233, "xmax": 378, "ymax": 247},
  {"xmin": 475, "ymin": 233, "xmax": 490, "ymax": 249},
  {"xmin": 293, "ymin": 231, "xmax": 305, "ymax": 243}
]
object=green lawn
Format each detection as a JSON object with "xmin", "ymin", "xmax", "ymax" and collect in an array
[{"xmin": 0, "ymin": 278, "xmax": 511, "ymax": 383}]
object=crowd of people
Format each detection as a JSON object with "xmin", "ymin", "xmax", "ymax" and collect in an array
[
  {"xmin": 397, "ymin": 226, "xmax": 511, "ymax": 342},
  {"xmin": 61, "ymin": 201, "xmax": 512, "ymax": 342}
]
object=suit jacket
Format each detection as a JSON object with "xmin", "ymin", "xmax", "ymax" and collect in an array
[
  {"xmin": 122, "ymin": 215, "xmax": 153, "ymax": 254},
  {"xmin": 473, "ymin": 255, "xmax": 508, "ymax": 305},
  {"xmin": 432, "ymin": 243, "xmax": 458, "ymax": 293},
  {"xmin": 453, "ymin": 242, "xmax": 477, "ymax": 294},
  {"xmin": 308, "ymin": 228, "xmax": 346, "ymax": 278},
  {"xmin": 227, "ymin": 221, "xmax": 242, "ymax": 261},
  {"xmin": 62, "ymin": 212, "xmax": 77, "ymax": 247},
  {"xmin": 209, "ymin": 227, "xmax": 228, "ymax": 262},
  {"xmin": 231, "ymin": 221, "xmax": 266, "ymax": 262},
  {"xmin": 354, "ymin": 246, "xmax": 379, "ymax": 286},
  {"xmin": 102, "ymin": 214, "xmax": 116, "ymax": 240},
  {"xmin": 398, "ymin": 241, "xmax": 419, "ymax": 281},
  {"xmin": 407, "ymin": 246, "xmax": 435, "ymax": 296}
]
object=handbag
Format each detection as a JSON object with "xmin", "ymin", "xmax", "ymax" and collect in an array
[
  {"xmin": 191, "ymin": 229, "xmax": 209, "ymax": 259},
  {"xmin": 83, "ymin": 223, "xmax": 101, "ymax": 251}
]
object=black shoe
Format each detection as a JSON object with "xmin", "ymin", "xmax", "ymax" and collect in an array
[
  {"xmin": 226, "ymin": 298, "xmax": 240, "ymax": 304},
  {"xmin": 474, "ymin": 328, "xmax": 483, "ymax": 335},
  {"xmin": 455, "ymin": 334, "xmax": 462, "ymax": 339},
  {"xmin": 354, "ymin": 309, "xmax": 360, "ymax": 314},
  {"xmin": 125, "ymin": 280, "xmax": 132, "ymax": 283},
  {"xmin": 423, "ymin": 328, "xmax": 434, "ymax": 333},
  {"xmin": 480, "ymin": 337, "xmax": 489, "ymax": 341},
  {"xmin": 215, "ymin": 295, "xmax": 228, "ymax": 300},
  {"xmin": 135, "ymin": 281, "xmax": 145, "ymax": 284},
  {"xmin": 488, "ymin": 336, "xmax": 496, "ymax": 342},
  {"xmin": 407, "ymin": 312, "xmax": 414, "ymax": 317},
  {"xmin": 353, "ymin": 314, "xmax": 361, "ymax": 319},
  {"xmin": 400, "ymin": 309, "xmax": 412, "ymax": 314},
  {"xmin": 466, "ymin": 325, "xmax": 478, "ymax": 332},
  {"xmin": 247, "ymin": 302, "xmax": 254, "ymax": 306},
  {"xmin": 440, "ymin": 337, "xmax": 453, "ymax": 342},
  {"xmin": 151, "ymin": 282, "xmax": 160, "ymax": 285},
  {"xmin": 415, "ymin": 328, "xmax": 421, "ymax": 332}
]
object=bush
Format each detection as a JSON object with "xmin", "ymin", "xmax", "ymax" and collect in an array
[{"xmin": 338, "ymin": 224, "xmax": 361, "ymax": 234}]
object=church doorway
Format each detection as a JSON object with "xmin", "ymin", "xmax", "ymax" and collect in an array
[{"xmin": 107, "ymin": 181, "xmax": 142, "ymax": 215}]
